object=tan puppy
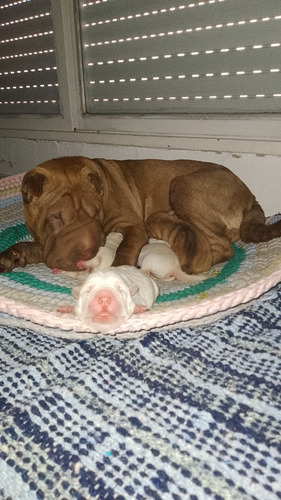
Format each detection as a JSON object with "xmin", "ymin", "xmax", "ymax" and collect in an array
[
  {"xmin": 138, "ymin": 238, "xmax": 206, "ymax": 283},
  {"xmin": 58, "ymin": 266, "xmax": 159, "ymax": 331},
  {"xmin": 1, "ymin": 156, "xmax": 281, "ymax": 274}
]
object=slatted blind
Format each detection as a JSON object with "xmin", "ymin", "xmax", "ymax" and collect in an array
[
  {"xmin": 0, "ymin": 0, "xmax": 60, "ymax": 114},
  {"xmin": 78, "ymin": 0, "xmax": 281, "ymax": 114}
]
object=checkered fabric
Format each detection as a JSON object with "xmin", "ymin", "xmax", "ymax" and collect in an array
[{"xmin": 1, "ymin": 282, "xmax": 281, "ymax": 499}]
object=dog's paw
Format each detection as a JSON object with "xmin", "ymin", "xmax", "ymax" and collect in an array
[{"xmin": 0, "ymin": 248, "xmax": 25, "ymax": 272}]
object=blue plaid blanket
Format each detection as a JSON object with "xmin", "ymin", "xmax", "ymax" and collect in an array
[{"xmin": 1, "ymin": 281, "xmax": 281, "ymax": 499}]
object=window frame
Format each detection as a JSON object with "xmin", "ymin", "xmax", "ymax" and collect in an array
[{"xmin": 0, "ymin": 0, "xmax": 281, "ymax": 156}]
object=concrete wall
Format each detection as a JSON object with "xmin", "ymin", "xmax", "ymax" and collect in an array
[{"xmin": 0, "ymin": 136, "xmax": 280, "ymax": 215}]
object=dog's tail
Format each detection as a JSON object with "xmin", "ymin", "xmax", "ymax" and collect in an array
[
  {"xmin": 240, "ymin": 201, "xmax": 281, "ymax": 243},
  {"xmin": 172, "ymin": 268, "xmax": 207, "ymax": 283}
]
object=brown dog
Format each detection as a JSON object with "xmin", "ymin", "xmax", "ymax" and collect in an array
[{"xmin": 0, "ymin": 156, "xmax": 281, "ymax": 274}]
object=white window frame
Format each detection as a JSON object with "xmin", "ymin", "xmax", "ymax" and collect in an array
[{"xmin": 0, "ymin": 0, "xmax": 281, "ymax": 156}]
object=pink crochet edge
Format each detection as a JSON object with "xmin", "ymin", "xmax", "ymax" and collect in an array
[
  {"xmin": 1, "ymin": 267, "xmax": 281, "ymax": 337},
  {"xmin": 0, "ymin": 173, "xmax": 25, "ymax": 190}
]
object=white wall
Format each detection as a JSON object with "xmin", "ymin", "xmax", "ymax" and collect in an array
[{"xmin": 0, "ymin": 136, "xmax": 280, "ymax": 216}]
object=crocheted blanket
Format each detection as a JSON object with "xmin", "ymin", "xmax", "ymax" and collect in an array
[
  {"xmin": 1, "ymin": 174, "xmax": 281, "ymax": 338},
  {"xmin": 0, "ymin": 173, "xmax": 281, "ymax": 499}
]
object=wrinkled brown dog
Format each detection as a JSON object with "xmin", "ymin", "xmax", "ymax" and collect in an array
[{"xmin": 0, "ymin": 156, "xmax": 281, "ymax": 274}]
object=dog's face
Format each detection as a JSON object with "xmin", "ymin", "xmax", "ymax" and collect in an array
[
  {"xmin": 21, "ymin": 157, "xmax": 106, "ymax": 270},
  {"xmin": 74, "ymin": 271, "xmax": 136, "ymax": 329}
]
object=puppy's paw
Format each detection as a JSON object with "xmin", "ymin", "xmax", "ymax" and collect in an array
[
  {"xmin": 57, "ymin": 305, "xmax": 75, "ymax": 314},
  {"xmin": 83, "ymin": 255, "xmax": 102, "ymax": 270},
  {"xmin": 83, "ymin": 249, "xmax": 114, "ymax": 271},
  {"xmin": 134, "ymin": 304, "xmax": 147, "ymax": 314}
]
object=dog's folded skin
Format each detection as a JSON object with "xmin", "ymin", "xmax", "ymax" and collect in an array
[
  {"xmin": 1, "ymin": 156, "xmax": 281, "ymax": 274},
  {"xmin": 58, "ymin": 266, "xmax": 159, "ymax": 330}
]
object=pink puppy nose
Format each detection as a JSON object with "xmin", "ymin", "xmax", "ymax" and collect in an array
[{"xmin": 98, "ymin": 295, "xmax": 112, "ymax": 307}]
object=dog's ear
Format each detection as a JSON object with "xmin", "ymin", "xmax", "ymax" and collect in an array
[
  {"xmin": 81, "ymin": 167, "xmax": 104, "ymax": 197},
  {"xmin": 21, "ymin": 172, "xmax": 46, "ymax": 203}
]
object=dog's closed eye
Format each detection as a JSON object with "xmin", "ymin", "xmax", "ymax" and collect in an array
[{"xmin": 47, "ymin": 213, "xmax": 63, "ymax": 234}]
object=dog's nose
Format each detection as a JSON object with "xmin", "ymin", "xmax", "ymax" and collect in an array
[{"xmin": 79, "ymin": 249, "xmax": 95, "ymax": 261}]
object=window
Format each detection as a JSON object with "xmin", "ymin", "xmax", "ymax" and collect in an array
[
  {"xmin": 0, "ymin": 0, "xmax": 60, "ymax": 114},
  {"xmin": 78, "ymin": 0, "xmax": 281, "ymax": 114},
  {"xmin": 0, "ymin": 0, "xmax": 281, "ymax": 155}
]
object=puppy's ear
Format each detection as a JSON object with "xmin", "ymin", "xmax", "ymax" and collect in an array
[
  {"xmin": 129, "ymin": 284, "xmax": 139, "ymax": 296},
  {"xmin": 21, "ymin": 172, "xmax": 46, "ymax": 203},
  {"xmin": 72, "ymin": 285, "xmax": 81, "ymax": 299}
]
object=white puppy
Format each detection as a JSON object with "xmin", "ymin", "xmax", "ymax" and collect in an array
[
  {"xmin": 138, "ymin": 238, "xmax": 206, "ymax": 283},
  {"xmin": 58, "ymin": 265, "xmax": 158, "ymax": 330}
]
